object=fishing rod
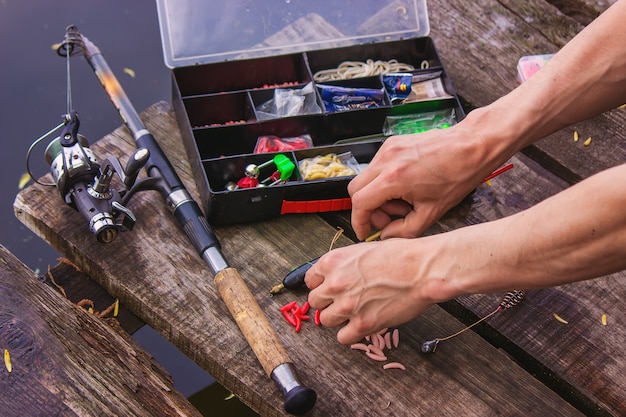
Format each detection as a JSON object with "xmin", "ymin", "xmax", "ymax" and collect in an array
[{"xmin": 38, "ymin": 25, "xmax": 316, "ymax": 415}]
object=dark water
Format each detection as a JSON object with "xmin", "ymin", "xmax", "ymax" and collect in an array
[{"xmin": 0, "ymin": 1, "xmax": 255, "ymax": 414}]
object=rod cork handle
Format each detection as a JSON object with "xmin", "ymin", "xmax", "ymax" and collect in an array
[{"xmin": 214, "ymin": 267, "xmax": 317, "ymax": 415}]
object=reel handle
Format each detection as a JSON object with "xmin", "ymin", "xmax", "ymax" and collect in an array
[{"xmin": 123, "ymin": 148, "xmax": 150, "ymax": 188}]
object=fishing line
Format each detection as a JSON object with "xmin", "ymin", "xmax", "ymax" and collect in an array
[
  {"xmin": 421, "ymin": 290, "xmax": 527, "ymax": 353},
  {"xmin": 26, "ymin": 36, "xmax": 78, "ymax": 186},
  {"xmin": 66, "ymin": 38, "xmax": 73, "ymax": 114}
]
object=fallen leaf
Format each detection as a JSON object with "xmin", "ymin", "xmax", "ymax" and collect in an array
[
  {"xmin": 123, "ymin": 67, "xmax": 136, "ymax": 78},
  {"xmin": 553, "ymin": 313, "xmax": 568, "ymax": 324},
  {"xmin": 18, "ymin": 172, "xmax": 31, "ymax": 189},
  {"xmin": 4, "ymin": 349, "xmax": 12, "ymax": 373}
]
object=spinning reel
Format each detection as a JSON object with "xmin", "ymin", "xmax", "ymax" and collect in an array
[{"xmin": 27, "ymin": 26, "xmax": 156, "ymax": 243}]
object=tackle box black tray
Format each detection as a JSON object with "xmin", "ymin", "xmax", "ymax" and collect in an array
[{"xmin": 157, "ymin": 0, "xmax": 465, "ymax": 225}]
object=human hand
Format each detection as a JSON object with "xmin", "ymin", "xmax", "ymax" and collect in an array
[
  {"xmin": 305, "ymin": 238, "xmax": 444, "ymax": 345},
  {"xmin": 348, "ymin": 125, "xmax": 495, "ymax": 240}
]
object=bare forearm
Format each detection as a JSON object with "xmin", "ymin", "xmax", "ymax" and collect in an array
[
  {"xmin": 438, "ymin": 164, "xmax": 626, "ymax": 299},
  {"xmin": 308, "ymin": 165, "xmax": 626, "ymax": 343},
  {"xmin": 463, "ymin": 0, "xmax": 626, "ymax": 167}
]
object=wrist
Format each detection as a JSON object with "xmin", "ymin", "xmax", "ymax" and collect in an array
[
  {"xmin": 413, "ymin": 222, "xmax": 509, "ymax": 303},
  {"xmin": 459, "ymin": 101, "xmax": 533, "ymax": 169},
  {"xmin": 408, "ymin": 232, "xmax": 475, "ymax": 304}
]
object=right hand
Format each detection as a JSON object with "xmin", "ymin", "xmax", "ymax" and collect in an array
[{"xmin": 348, "ymin": 123, "xmax": 495, "ymax": 240}]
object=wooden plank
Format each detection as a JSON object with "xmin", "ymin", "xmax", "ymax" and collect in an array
[
  {"xmin": 0, "ymin": 244, "xmax": 201, "ymax": 417},
  {"xmin": 14, "ymin": 102, "xmax": 583, "ymax": 416},
  {"xmin": 545, "ymin": 0, "xmax": 619, "ymax": 25},
  {"xmin": 426, "ymin": 0, "xmax": 626, "ymax": 183},
  {"xmin": 430, "ymin": 154, "xmax": 626, "ymax": 417},
  {"xmin": 408, "ymin": 2, "xmax": 626, "ymax": 414}
]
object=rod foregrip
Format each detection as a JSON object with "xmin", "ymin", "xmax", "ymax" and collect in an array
[
  {"xmin": 171, "ymin": 196, "xmax": 220, "ymax": 254},
  {"xmin": 215, "ymin": 267, "xmax": 316, "ymax": 415}
]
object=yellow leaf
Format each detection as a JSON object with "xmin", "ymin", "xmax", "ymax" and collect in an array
[
  {"xmin": 4, "ymin": 349, "xmax": 12, "ymax": 373},
  {"xmin": 395, "ymin": 5, "xmax": 407, "ymax": 14},
  {"xmin": 123, "ymin": 67, "xmax": 136, "ymax": 78},
  {"xmin": 18, "ymin": 172, "xmax": 31, "ymax": 189},
  {"xmin": 553, "ymin": 313, "xmax": 568, "ymax": 324}
]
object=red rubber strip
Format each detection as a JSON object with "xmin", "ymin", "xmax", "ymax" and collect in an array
[{"xmin": 281, "ymin": 198, "xmax": 352, "ymax": 214}]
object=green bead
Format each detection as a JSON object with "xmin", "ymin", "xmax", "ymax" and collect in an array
[{"xmin": 273, "ymin": 154, "xmax": 295, "ymax": 180}]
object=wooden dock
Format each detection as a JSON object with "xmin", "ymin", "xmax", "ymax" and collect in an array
[
  {"xmin": 0, "ymin": 244, "xmax": 200, "ymax": 416},
  {"xmin": 8, "ymin": 0, "xmax": 625, "ymax": 415}
]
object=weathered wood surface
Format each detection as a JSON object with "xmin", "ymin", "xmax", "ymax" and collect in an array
[
  {"xmin": 545, "ymin": 0, "xmax": 618, "ymax": 25},
  {"xmin": 425, "ymin": 160, "xmax": 626, "ymax": 417},
  {"xmin": 419, "ymin": 2, "xmax": 626, "ymax": 415},
  {"xmin": 12, "ymin": 0, "xmax": 626, "ymax": 415},
  {"xmin": 15, "ymin": 102, "xmax": 585, "ymax": 417},
  {"xmin": 0, "ymin": 244, "xmax": 201, "ymax": 417}
]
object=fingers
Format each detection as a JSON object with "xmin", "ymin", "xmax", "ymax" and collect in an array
[
  {"xmin": 309, "ymin": 289, "xmax": 372, "ymax": 344},
  {"xmin": 348, "ymin": 179, "xmax": 379, "ymax": 240},
  {"xmin": 305, "ymin": 252, "xmax": 351, "ymax": 328},
  {"xmin": 350, "ymin": 174, "xmax": 410, "ymax": 240},
  {"xmin": 305, "ymin": 274, "xmax": 333, "ymax": 311},
  {"xmin": 348, "ymin": 140, "xmax": 424, "ymax": 239},
  {"xmin": 380, "ymin": 207, "xmax": 436, "ymax": 238},
  {"xmin": 354, "ymin": 198, "xmax": 418, "ymax": 240},
  {"xmin": 304, "ymin": 263, "xmax": 324, "ymax": 290},
  {"xmin": 305, "ymin": 249, "xmax": 379, "ymax": 344},
  {"xmin": 305, "ymin": 255, "xmax": 335, "ymax": 312},
  {"xmin": 317, "ymin": 303, "xmax": 383, "ymax": 345},
  {"xmin": 336, "ymin": 321, "xmax": 368, "ymax": 345},
  {"xmin": 368, "ymin": 200, "xmax": 411, "ymax": 235}
]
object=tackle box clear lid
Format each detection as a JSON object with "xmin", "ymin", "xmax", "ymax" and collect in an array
[{"xmin": 156, "ymin": 0, "xmax": 429, "ymax": 68}]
